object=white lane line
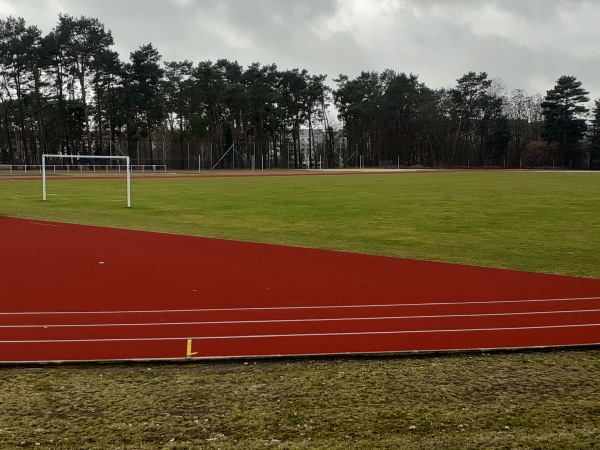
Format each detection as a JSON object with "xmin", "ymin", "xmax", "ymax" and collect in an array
[
  {"xmin": 2, "ymin": 308, "xmax": 600, "ymax": 329},
  {"xmin": 2, "ymin": 296, "xmax": 599, "ymax": 316},
  {"xmin": 1, "ymin": 323, "xmax": 600, "ymax": 343},
  {"xmin": 28, "ymin": 221, "xmax": 61, "ymax": 227}
]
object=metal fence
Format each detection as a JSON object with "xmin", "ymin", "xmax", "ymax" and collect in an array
[{"xmin": 0, "ymin": 164, "xmax": 167, "ymax": 174}]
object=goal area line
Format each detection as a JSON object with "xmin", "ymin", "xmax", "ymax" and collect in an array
[{"xmin": 42, "ymin": 154, "xmax": 131, "ymax": 208}]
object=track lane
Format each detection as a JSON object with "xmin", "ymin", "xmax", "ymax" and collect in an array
[
  {"xmin": 2, "ymin": 217, "xmax": 600, "ymax": 362},
  {"xmin": 2, "ymin": 325, "xmax": 600, "ymax": 362},
  {"xmin": 2, "ymin": 297, "xmax": 599, "ymax": 325},
  {"xmin": 2, "ymin": 306, "xmax": 600, "ymax": 348}
]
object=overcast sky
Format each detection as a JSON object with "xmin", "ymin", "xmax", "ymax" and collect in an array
[{"xmin": 1, "ymin": 0, "xmax": 599, "ymax": 104}]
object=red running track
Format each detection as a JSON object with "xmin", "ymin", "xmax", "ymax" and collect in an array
[{"xmin": 1, "ymin": 216, "xmax": 600, "ymax": 363}]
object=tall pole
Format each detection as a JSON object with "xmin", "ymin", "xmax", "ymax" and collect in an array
[
  {"xmin": 126, "ymin": 156, "xmax": 131, "ymax": 208},
  {"xmin": 42, "ymin": 155, "xmax": 47, "ymax": 201}
]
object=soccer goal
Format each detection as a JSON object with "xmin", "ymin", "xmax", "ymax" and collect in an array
[{"xmin": 42, "ymin": 154, "xmax": 131, "ymax": 208}]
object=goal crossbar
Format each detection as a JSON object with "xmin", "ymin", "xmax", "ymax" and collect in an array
[{"xmin": 42, "ymin": 154, "xmax": 131, "ymax": 208}]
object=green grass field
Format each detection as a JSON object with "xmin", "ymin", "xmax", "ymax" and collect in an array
[
  {"xmin": 1, "ymin": 170, "xmax": 600, "ymax": 449},
  {"xmin": 1, "ymin": 170, "xmax": 599, "ymax": 277}
]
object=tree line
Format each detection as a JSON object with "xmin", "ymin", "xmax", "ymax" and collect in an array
[{"xmin": 1, "ymin": 14, "xmax": 598, "ymax": 169}]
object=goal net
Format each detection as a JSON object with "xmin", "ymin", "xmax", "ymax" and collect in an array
[{"xmin": 42, "ymin": 154, "xmax": 131, "ymax": 208}]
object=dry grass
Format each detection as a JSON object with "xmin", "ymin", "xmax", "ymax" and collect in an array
[{"xmin": 1, "ymin": 349, "xmax": 599, "ymax": 449}]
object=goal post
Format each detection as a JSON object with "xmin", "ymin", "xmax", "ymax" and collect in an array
[{"xmin": 42, "ymin": 154, "xmax": 131, "ymax": 208}]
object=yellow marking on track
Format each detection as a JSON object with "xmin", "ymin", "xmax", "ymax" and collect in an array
[{"xmin": 186, "ymin": 339, "xmax": 198, "ymax": 358}]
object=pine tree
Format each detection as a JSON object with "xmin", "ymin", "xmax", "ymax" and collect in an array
[
  {"xmin": 541, "ymin": 75, "xmax": 589, "ymax": 167},
  {"xmin": 588, "ymin": 100, "xmax": 600, "ymax": 170}
]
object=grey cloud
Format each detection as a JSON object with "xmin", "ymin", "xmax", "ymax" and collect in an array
[
  {"xmin": 401, "ymin": 0, "xmax": 574, "ymax": 22},
  {"xmin": 2, "ymin": 0, "xmax": 598, "ymax": 101},
  {"xmin": 40, "ymin": 0, "xmax": 363, "ymax": 75}
]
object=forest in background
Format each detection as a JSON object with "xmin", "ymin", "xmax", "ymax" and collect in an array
[{"xmin": 1, "ymin": 14, "xmax": 599, "ymax": 170}]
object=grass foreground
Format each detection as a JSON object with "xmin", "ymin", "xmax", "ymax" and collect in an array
[
  {"xmin": 1, "ymin": 350, "xmax": 599, "ymax": 449},
  {"xmin": 1, "ymin": 169, "xmax": 600, "ymax": 448}
]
